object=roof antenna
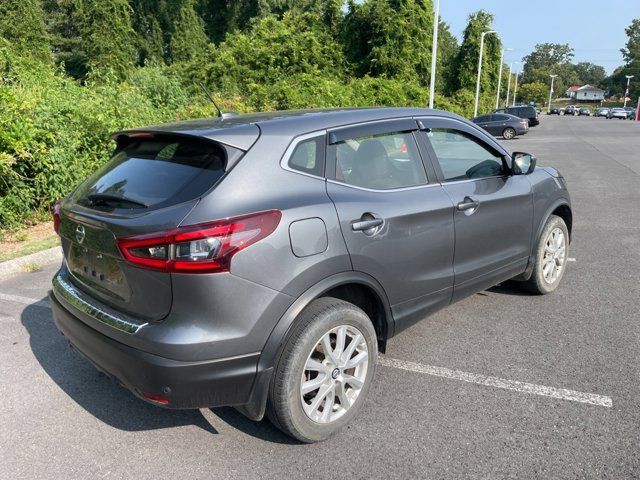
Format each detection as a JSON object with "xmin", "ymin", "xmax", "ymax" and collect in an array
[{"xmin": 198, "ymin": 82, "xmax": 223, "ymax": 119}]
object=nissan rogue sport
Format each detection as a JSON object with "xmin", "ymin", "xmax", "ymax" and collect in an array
[{"xmin": 50, "ymin": 108, "xmax": 572, "ymax": 443}]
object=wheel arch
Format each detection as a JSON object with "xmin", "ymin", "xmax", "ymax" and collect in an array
[
  {"xmin": 236, "ymin": 272, "xmax": 393, "ymax": 421},
  {"xmin": 515, "ymin": 198, "xmax": 572, "ymax": 283},
  {"xmin": 535, "ymin": 198, "xmax": 571, "ymax": 242}
]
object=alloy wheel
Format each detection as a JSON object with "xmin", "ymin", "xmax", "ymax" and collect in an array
[
  {"xmin": 542, "ymin": 227, "xmax": 566, "ymax": 284},
  {"xmin": 300, "ymin": 325, "xmax": 369, "ymax": 424}
]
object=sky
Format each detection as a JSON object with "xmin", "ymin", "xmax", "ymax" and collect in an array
[{"xmin": 438, "ymin": 0, "xmax": 640, "ymax": 74}]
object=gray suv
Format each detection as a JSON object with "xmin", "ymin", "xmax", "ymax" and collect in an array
[{"xmin": 50, "ymin": 108, "xmax": 572, "ymax": 443}]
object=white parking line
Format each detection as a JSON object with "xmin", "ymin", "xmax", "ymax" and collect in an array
[
  {"xmin": 567, "ymin": 257, "xmax": 577, "ymax": 262},
  {"xmin": 0, "ymin": 292, "xmax": 50, "ymax": 309},
  {"xmin": 379, "ymin": 356, "xmax": 612, "ymax": 408},
  {"xmin": 0, "ymin": 291, "xmax": 611, "ymax": 408}
]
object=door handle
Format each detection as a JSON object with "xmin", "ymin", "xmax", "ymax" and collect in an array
[
  {"xmin": 352, "ymin": 218, "xmax": 384, "ymax": 231},
  {"xmin": 457, "ymin": 197, "xmax": 480, "ymax": 211}
]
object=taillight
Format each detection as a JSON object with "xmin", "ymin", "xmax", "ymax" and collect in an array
[
  {"xmin": 52, "ymin": 200, "xmax": 62, "ymax": 235},
  {"xmin": 117, "ymin": 210, "xmax": 281, "ymax": 274},
  {"xmin": 143, "ymin": 391, "xmax": 169, "ymax": 405}
]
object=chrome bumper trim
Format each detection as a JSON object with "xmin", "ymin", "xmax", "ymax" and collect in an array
[{"xmin": 52, "ymin": 273, "xmax": 147, "ymax": 334}]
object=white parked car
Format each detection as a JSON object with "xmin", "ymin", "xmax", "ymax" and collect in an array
[{"xmin": 607, "ymin": 108, "xmax": 628, "ymax": 120}]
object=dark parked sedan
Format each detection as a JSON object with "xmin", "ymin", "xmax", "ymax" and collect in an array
[
  {"xmin": 594, "ymin": 107, "xmax": 610, "ymax": 117},
  {"xmin": 623, "ymin": 107, "xmax": 637, "ymax": 120},
  {"xmin": 578, "ymin": 108, "xmax": 591, "ymax": 116},
  {"xmin": 50, "ymin": 107, "xmax": 571, "ymax": 443},
  {"xmin": 549, "ymin": 106, "xmax": 562, "ymax": 115},
  {"xmin": 564, "ymin": 105, "xmax": 579, "ymax": 116},
  {"xmin": 472, "ymin": 113, "xmax": 529, "ymax": 139}
]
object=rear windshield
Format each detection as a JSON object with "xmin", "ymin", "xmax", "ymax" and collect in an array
[{"xmin": 74, "ymin": 135, "xmax": 234, "ymax": 211}]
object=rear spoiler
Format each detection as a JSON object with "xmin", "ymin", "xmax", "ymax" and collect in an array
[{"xmin": 110, "ymin": 122, "xmax": 260, "ymax": 152}]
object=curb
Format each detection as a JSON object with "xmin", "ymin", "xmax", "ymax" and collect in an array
[{"xmin": 0, "ymin": 246, "xmax": 62, "ymax": 280}]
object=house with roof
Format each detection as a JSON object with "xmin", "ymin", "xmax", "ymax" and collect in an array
[{"xmin": 566, "ymin": 84, "xmax": 606, "ymax": 101}]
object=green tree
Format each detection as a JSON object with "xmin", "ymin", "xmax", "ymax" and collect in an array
[
  {"xmin": 620, "ymin": 18, "xmax": 640, "ymax": 99},
  {"xmin": 516, "ymin": 82, "xmax": 548, "ymax": 105},
  {"xmin": 0, "ymin": 0, "xmax": 51, "ymax": 63},
  {"xmin": 435, "ymin": 20, "xmax": 459, "ymax": 92},
  {"xmin": 130, "ymin": 0, "xmax": 168, "ymax": 65},
  {"xmin": 204, "ymin": 13, "xmax": 347, "ymax": 95},
  {"xmin": 448, "ymin": 10, "xmax": 502, "ymax": 113},
  {"xmin": 44, "ymin": 0, "xmax": 136, "ymax": 80},
  {"xmin": 168, "ymin": 0, "xmax": 209, "ymax": 62},
  {"xmin": 572, "ymin": 62, "xmax": 606, "ymax": 86},
  {"xmin": 342, "ymin": 0, "xmax": 434, "ymax": 85}
]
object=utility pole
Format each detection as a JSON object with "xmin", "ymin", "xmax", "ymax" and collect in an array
[
  {"xmin": 473, "ymin": 30, "xmax": 496, "ymax": 118},
  {"xmin": 624, "ymin": 75, "xmax": 634, "ymax": 108},
  {"xmin": 548, "ymin": 74, "xmax": 558, "ymax": 113},
  {"xmin": 505, "ymin": 61, "xmax": 518, "ymax": 107},
  {"xmin": 495, "ymin": 48, "xmax": 512, "ymax": 110},
  {"xmin": 512, "ymin": 70, "xmax": 520, "ymax": 107},
  {"xmin": 428, "ymin": 0, "xmax": 440, "ymax": 109}
]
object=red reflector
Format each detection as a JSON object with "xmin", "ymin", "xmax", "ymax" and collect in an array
[
  {"xmin": 400, "ymin": 142, "xmax": 407, "ymax": 153},
  {"xmin": 143, "ymin": 392, "xmax": 169, "ymax": 405},
  {"xmin": 117, "ymin": 210, "xmax": 282, "ymax": 274},
  {"xmin": 52, "ymin": 200, "xmax": 62, "ymax": 235}
]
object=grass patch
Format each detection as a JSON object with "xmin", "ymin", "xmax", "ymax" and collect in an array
[{"xmin": 0, "ymin": 222, "xmax": 60, "ymax": 263}]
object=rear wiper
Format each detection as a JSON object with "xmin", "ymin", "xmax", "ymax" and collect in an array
[{"xmin": 87, "ymin": 193, "xmax": 148, "ymax": 208}]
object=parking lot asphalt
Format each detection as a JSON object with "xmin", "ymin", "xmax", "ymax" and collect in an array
[{"xmin": 1, "ymin": 115, "xmax": 639, "ymax": 479}]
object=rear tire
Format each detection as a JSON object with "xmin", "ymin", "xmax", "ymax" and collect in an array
[
  {"xmin": 522, "ymin": 215, "xmax": 569, "ymax": 295},
  {"xmin": 502, "ymin": 127, "xmax": 516, "ymax": 140},
  {"xmin": 267, "ymin": 297, "xmax": 378, "ymax": 443}
]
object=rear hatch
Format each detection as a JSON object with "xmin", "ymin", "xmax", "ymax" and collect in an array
[{"xmin": 58, "ymin": 132, "xmax": 242, "ymax": 321}]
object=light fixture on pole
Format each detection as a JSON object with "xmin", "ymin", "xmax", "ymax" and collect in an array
[
  {"xmin": 495, "ymin": 48, "xmax": 512, "ymax": 109},
  {"xmin": 512, "ymin": 68, "xmax": 520, "ymax": 107},
  {"xmin": 505, "ymin": 61, "xmax": 519, "ymax": 107},
  {"xmin": 624, "ymin": 75, "xmax": 634, "ymax": 108},
  {"xmin": 473, "ymin": 30, "xmax": 497, "ymax": 118},
  {"xmin": 548, "ymin": 74, "xmax": 558, "ymax": 113},
  {"xmin": 428, "ymin": 0, "xmax": 440, "ymax": 109}
]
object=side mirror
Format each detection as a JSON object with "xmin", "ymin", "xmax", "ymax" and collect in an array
[{"xmin": 511, "ymin": 152, "xmax": 536, "ymax": 175}]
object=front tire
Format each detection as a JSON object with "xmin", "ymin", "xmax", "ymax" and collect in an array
[
  {"xmin": 502, "ymin": 127, "xmax": 516, "ymax": 140},
  {"xmin": 523, "ymin": 215, "xmax": 569, "ymax": 294},
  {"xmin": 267, "ymin": 297, "xmax": 378, "ymax": 443}
]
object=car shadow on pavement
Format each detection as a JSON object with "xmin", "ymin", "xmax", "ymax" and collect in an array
[
  {"xmin": 210, "ymin": 407, "xmax": 299, "ymax": 444},
  {"xmin": 22, "ymin": 300, "xmax": 301, "ymax": 443},
  {"xmin": 21, "ymin": 301, "xmax": 217, "ymax": 434},
  {"xmin": 486, "ymin": 282, "xmax": 531, "ymax": 297}
]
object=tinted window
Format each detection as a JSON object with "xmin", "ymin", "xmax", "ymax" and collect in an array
[
  {"xmin": 494, "ymin": 114, "xmax": 510, "ymax": 121},
  {"xmin": 330, "ymin": 131, "xmax": 427, "ymax": 190},
  {"xmin": 74, "ymin": 135, "xmax": 229, "ymax": 211},
  {"xmin": 288, "ymin": 136, "xmax": 325, "ymax": 177},
  {"xmin": 426, "ymin": 128, "xmax": 506, "ymax": 182},
  {"xmin": 474, "ymin": 115, "xmax": 491, "ymax": 123}
]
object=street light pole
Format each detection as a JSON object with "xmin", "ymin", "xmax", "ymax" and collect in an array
[
  {"xmin": 505, "ymin": 61, "xmax": 518, "ymax": 108},
  {"xmin": 473, "ymin": 30, "xmax": 496, "ymax": 118},
  {"xmin": 495, "ymin": 48, "xmax": 512, "ymax": 110},
  {"xmin": 624, "ymin": 75, "xmax": 634, "ymax": 108},
  {"xmin": 428, "ymin": 0, "xmax": 440, "ymax": 109},
  {"xmin": 512, "ymin": 69, "xmax": 520, "ymax": 107},
  {"xmin": 548, "ymin": 74, "xmax": 558, "ymax": 113}
]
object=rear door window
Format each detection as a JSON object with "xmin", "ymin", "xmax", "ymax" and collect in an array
[
  {"xmin": 74, "ymin": 135, "xmax": 234, "ymax": 211},
  {"xmin": 330, "ymin": 131, "xmax": 427, "ymax": 190}
]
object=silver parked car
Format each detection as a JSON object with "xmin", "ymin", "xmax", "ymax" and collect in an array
[
  {"xmin": 608, "ymin": 108, "xmax": 628, "ymax": 119},
  {"xmin": 50, "ymin": 108, "xmax": 572, "ymax": 443}
]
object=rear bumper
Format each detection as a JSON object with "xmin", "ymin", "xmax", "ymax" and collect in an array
[{"xmin": 50, "ymin": 291, "xmax": 259, "ymax": 409}]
